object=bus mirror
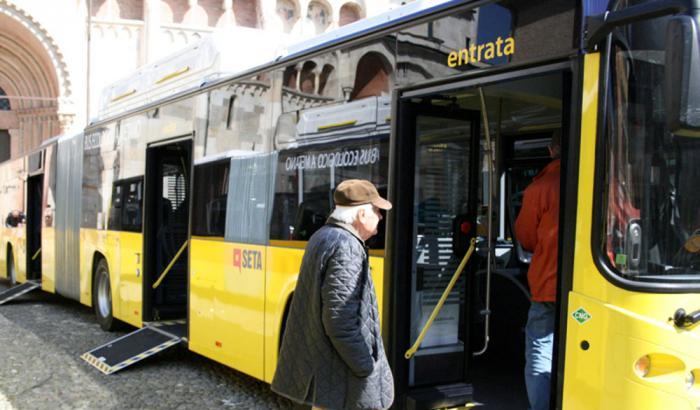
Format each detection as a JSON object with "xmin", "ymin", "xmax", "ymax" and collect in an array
[{"xmin": 665, "ymin": 16, "xmax": 700, "ymax": 138}]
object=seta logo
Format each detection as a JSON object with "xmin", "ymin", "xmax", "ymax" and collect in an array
[{"xmin": 232, "ymin": 248, "xmax": 263, "ymax": 272}]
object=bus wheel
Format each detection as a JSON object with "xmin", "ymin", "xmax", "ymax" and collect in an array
[
  {"xmin": 7, "ymin": 247, "xmax": 16, "ymax": 286},
  {"xmin": 93, "ymin": 258, "xmax": 115, "ymax": 331}
]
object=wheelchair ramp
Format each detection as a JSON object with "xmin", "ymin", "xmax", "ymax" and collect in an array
[
  {"xmin": 0, "ymin": 280, "xmax": 41, "ymax": 305},
  {"xmin": 81, "ymin": 319, "xmax": 186, "ymax": 374}
]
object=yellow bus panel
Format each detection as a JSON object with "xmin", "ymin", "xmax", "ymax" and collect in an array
[
  {"xmin": 563, "ymin": 52, "xmax": 700, "ymax": 410},
  {"xmin": 189, "ymin": 237, "xmax": 266, "ymax": 380},
  {"xmin": 41, "ymin": 226, "xmax": 55, "ymax": 293},
  {"xmin": 116, "ymin": 231, "xmax": 143, "ymax": 327}
]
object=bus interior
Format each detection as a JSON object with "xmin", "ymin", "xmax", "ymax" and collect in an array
[
  {"xmin": 26, "ymin": 172, "xmax": 43, "ymax": 282},
  {"xmin": 143, "ymin": 140, "xmax": 192, "ymax": 322},
  {"xmin": 396, "ymin": 69, "xmax": 566, "ymax": 408}
]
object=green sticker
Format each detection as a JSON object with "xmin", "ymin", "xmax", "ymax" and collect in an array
[
  {"xmin": 615, "ymin": 253, "xmax": 628, "ymax": 268},
  {"xmin": 572, "ymin": 307, "xmax": 592, "ymax": 325}
]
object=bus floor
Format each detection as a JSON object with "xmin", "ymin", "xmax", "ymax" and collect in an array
[{"xmin": 470, "ymin": 274, "xmax": 530, "ymax": 409}]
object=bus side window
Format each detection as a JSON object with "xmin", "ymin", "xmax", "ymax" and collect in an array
[
  {"xmin": 191, "ymin": 160, "xmax": 230, "ymax": 237},
  {"xmin": 108, "ymin": 184, "xmax": 123, "ymax": 231},
  {"xmin": 122, "ymin": 179, "xmax": 143, "ymax": 232}
]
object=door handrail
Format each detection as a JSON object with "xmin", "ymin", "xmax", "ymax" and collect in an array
[
  {"xmin": 152, "ymin": 240, "xmax": 188, "ymax": 289},
  {"xmin": 405, "ymin": 238, "xmax": 476, "ymax": 360}
]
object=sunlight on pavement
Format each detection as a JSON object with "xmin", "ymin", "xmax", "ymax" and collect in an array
[{"xmin": 0, "ymin": 391, "xmax": 14, "ymax": 410}]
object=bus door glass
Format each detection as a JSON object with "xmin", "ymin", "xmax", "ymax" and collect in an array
[{"xmin": 399, "ymin": 98, "xmax": 481, "ymax": 389}]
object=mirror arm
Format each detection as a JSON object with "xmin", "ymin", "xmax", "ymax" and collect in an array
[{"xmin": 585, "ymin": 1, "xmax": 687, "ymax": 52}]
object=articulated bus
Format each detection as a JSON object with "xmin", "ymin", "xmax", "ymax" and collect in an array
[{"xmin": 1, "ymin": 0, "xmax": 700, "ymax": 408}]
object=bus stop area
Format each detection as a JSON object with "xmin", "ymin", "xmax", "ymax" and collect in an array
[{"xmin": 0, "ymin": 282, "xmax": 292, "ymax": 410}]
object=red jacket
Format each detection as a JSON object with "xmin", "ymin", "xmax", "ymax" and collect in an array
[{"xmin": 515, "ymin": 159, "xmax": 560, "ymax": 302}]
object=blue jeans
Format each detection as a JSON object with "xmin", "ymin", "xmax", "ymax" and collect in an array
[{"xmin": 525, "ymin": 301, "xmax": 555, "ymax": 410}]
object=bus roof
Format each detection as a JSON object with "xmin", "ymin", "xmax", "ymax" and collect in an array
[{"xmin": 93, "ymin": 0, "xmax": 464, "ymax": 123}]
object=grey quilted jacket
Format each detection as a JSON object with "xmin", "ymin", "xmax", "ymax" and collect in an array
[{"xmin": 271, "ymin": 219, "xmax": 394, "ymax": 410}]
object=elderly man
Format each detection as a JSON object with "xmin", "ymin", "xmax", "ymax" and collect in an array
[{"xmin": 272, "ymin": 179, "xmax": 394, "ymax": 410}]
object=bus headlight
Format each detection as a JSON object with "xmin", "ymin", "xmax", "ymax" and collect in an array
[{"xmin": 634, "ymin": 355, "xmax": 651, "ymax": 378}]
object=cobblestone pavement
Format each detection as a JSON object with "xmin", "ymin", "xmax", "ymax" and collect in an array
[{"xmin": 0, "ymin": 281, "xmax": 293, "ymax": 410}]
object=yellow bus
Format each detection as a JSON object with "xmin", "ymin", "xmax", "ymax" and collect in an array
[{"xmin": 1, "ymin": 0, "xmax": 699, "ymax": 408}]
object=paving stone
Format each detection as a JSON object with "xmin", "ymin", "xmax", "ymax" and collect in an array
[{"xmin": 0, "ymin": 281, "xmax": 293, "ymax": 410}]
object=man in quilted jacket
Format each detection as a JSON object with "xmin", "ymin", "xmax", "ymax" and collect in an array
[
  {"xmin": 272, "ymin": 179, "xmax": 394, "ymax": 410},
  {"xmin": 515, "ymin": 130, "xmax": 561, "ymax": 410}
]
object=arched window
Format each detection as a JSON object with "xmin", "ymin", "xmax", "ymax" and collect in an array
[
  {"xmin": 0, "ymin": 88, "xmax": 10, "ymax": 111},
  {"xmin": 318, "ymin": 64, "xmax": 334, "ymax": 96},
  {"xmin": 283, "ymin": 66, "xmax": 298, "ymax": 89},
  {"xmin": 339, "ymin": 3, "xmax": 361, "ymax": 27},
  {"xmin": 276, "ymin": 0, "xmax": 298, "ymax": 33},
  {"xmin": 299, "ymin": 61, "xmax": 317, "ymax": 94},
  {"xmin": 0, "ymin": 87, "xmax": 10, "ymax": 162},
  {"xmin": 351, "ymin": 53, "xmax": 392, "ymax": 100},
  {"xmin": 234, "ymin": 0, "xmax": 259, "ymax": 28},
  {"xmin": 306, "ymin": 1, "xmax": 331, "ymax": 34}
]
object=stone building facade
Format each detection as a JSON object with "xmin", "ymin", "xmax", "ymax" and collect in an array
[{"xmin": 0, "ymin": 0, "xmax": 409, "ymax": 161}]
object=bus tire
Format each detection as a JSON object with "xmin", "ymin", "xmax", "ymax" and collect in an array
[
  {"xmin": 6, "ymin": 246, "xmax": 16, "ymax": 286},
  {"xmin": 93, "ymin": 258, "xmax": 116, "ymax": 331}
]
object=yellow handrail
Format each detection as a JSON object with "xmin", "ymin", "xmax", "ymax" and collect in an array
[
  {"xmin": 405, "ymin": 238, "xmax": 476, "ymax": 360},
  {"xmin": 31, "ymin": 248, "xmax": 41, "ymax": 261},
  {"xmin": 152, "ymin": 240, "xmax": 188, "ymax": 289}
]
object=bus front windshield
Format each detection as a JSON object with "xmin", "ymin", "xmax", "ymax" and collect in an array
[{"xmin": 603, "ymin": 10, "xmax": 700, "ymax": 282}]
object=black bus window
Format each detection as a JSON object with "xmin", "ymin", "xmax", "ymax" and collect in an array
[
  {"xmin": 191, "ymin": 160, "xmax": 230, "ymax": 237},
  {"xmin": 108, "ymin": 184, "xmax": 122, "ymax": 231},
  {"xmin": 122, "ymin": 179, "xmax": 143, "ymax": 232}
]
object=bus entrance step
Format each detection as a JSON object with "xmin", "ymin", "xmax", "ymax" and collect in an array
[
  {"xmin": 406, "ymin": 382, "xmax": 475, "ymax": 410},
  {"xmin": 0, "ymin": 280, "xmax": 41, "ymax": 305},
  {"xmin": 81, "ymin": 319, "xmax": 186, "ymax": 375}
]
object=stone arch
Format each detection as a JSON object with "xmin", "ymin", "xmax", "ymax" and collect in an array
[
  {"xmin": 283, "ymin": 65, "xmax": 298, "ymax": 89},
  {"xmin": 161, "ymin": 0, "xmax": 183, "ymax": 23},
  {"xmin": 305, "ymin": 0, "xmax": 331, "ymax": 35},
  {"xmin": 350, "ymin": 51, "xmax": 392, "ymax": 100},
  {"xmin": 0, "ymin": 0, "xmax": 72, "ymax": 157},
  {"xmin": 318, "ymin": 64, "xmax": 335, "ymax": 96},
  {"xmin": 183, "ymin": 0, "xmax": 208, "ymax": 26},
  {"xmin": 92, "ymin": 0, "xmax": 144, "ymax": 20},
  {"xmin": 233, "ymin": 0, "xmax": 260, "ymax": 28},
  {"xmin": 275, "ymin": 0, "xmax": 299, "ymax": 33},
  {"xmin": 299, "ymin": 61, "xmax": 317, "ymax": 94},
  {"xmin": 338, "ymin": 2, "xmax": 363, "ymax": 26}
]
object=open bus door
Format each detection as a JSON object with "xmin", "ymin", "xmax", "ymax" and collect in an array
[
  {"xmin": 387, "ymin": 66, "xmax": 569, "ymax": 409},
  {"xmin": 82, "ymin": 138, "xmax": 191, "ymax": 375},
  {"xmin": 26, "ymin": 173, "xmax": 43, "ymax": 282},
  {"xmin": 388, "ymin": 95, "xmax": 481, "ymax": 408}
]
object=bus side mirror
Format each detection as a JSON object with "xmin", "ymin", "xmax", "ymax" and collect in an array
[{"xmin": 665, "ymin": 16, "xmax": 700, "ymax": 138}]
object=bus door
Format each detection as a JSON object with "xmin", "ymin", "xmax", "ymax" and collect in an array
[
  {"xmin": 389, "ymin": 95, "xmax": 481, "ymax": 408},
  {"xmin": 389, "ymin": 68, "xmax": 569, "ymax": 409},
  {"xmin": 26, "ymin": 173, "xmax": 43, "ymax": 282},
  {"xmin": 143, "ymin": 139, "xmax": 192, "ymax": 323}
]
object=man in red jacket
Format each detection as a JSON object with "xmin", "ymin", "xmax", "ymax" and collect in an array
[{"xmin": 515, "ymin": 130, "xmax": 561, "ymax": 410}]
